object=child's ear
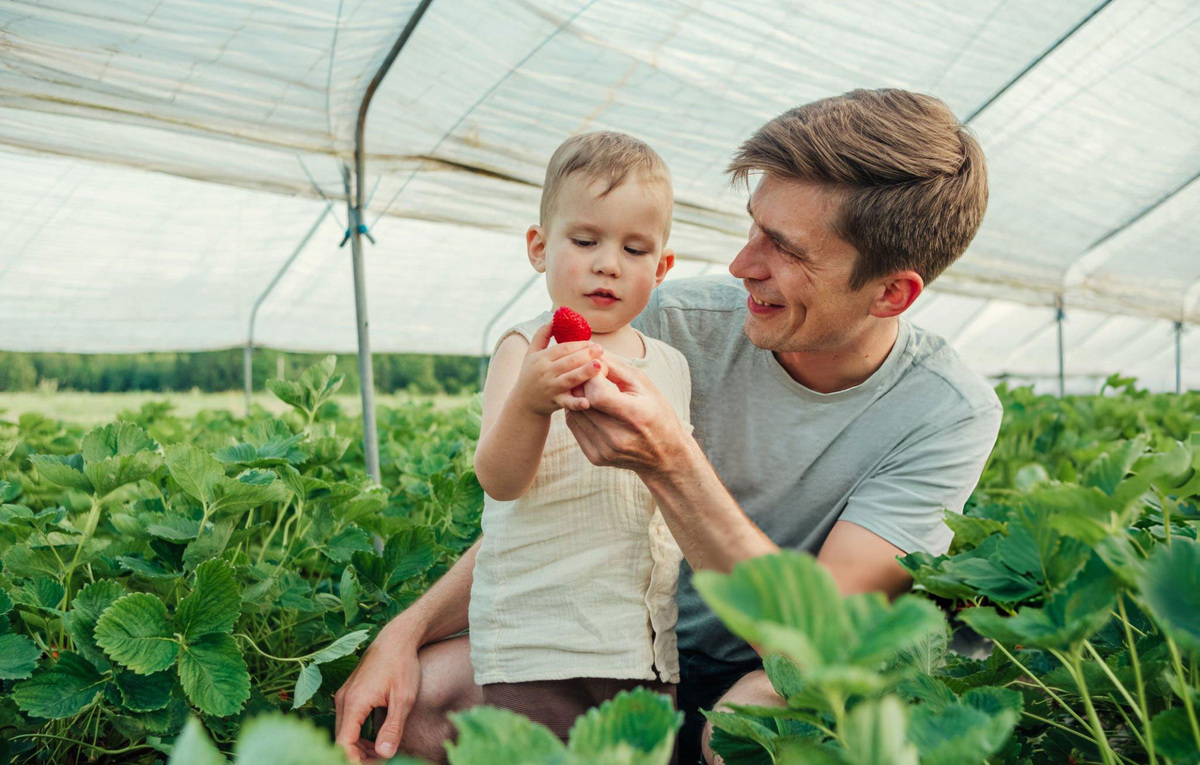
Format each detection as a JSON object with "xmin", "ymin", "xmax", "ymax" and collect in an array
[
  {"xmin": 527, "ymin": 225, "xmax": 547, "ymax": 273},
  {"xmin": 653, "ymin": 248, "xmax": 675, "ymax": 286}
]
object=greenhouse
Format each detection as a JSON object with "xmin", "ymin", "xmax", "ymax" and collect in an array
[{"xmin": 1, "ymin": 1, "xmax": 1199, "ymax": 763}]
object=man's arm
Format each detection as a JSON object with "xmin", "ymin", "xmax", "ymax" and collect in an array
[
  {"xmin": 334, "ymin": 539, "xmax": 479, "ymax": 761},
  {"xmin": 567, "ymin": 357, "xmax": 777, "ymax": 574}
]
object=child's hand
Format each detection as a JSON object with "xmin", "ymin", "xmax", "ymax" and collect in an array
[{"xmin": 513, "ymin": 322, "xmax": 605, "ymax": 416}]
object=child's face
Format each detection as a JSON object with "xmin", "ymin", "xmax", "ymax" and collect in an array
[{"xmin": 528, "ymin": 173, "xmax": 674, "ymax": 335}]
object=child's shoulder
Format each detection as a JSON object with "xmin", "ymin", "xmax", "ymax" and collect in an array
[{"xmin": 493, "ymin": 311, "xmax": 553, "ymax": 354}]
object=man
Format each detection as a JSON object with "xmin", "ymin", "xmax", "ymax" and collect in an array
[{"xmin": 334, "ymin": 88, "xmax": 1001, "ymax": 764}]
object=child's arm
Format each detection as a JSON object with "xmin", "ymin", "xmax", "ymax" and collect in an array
[{"xmin": 474, "ymin": 322, "xmax": 604, "ymax": 501}]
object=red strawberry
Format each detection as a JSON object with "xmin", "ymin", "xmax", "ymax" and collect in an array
[{"xmin": 551, "ymin": 307, "xmax": 592, "ymax": 343}]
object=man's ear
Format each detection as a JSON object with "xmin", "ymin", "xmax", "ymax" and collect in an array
[
  {"xmin": 527, "ymin": 225, "xmax": 547, "ymax": 273},
  {"xmin": 654, "ymin": 249, "xmax": 675, "ymax": 287},
  {"xmin": 869, "ymin": 269, "xmax": 923, "ymax": 319}
]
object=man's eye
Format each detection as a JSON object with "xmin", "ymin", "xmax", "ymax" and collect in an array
[{"xmin": 571, "ymin": 239, "xmax": 595, "ymax": 247}]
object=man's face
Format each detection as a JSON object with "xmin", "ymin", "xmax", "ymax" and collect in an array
[{"xmin": 729, "ymin": 175, "xmax": 877, "ymax": 354}]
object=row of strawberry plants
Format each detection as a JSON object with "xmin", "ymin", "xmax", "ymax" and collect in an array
[
  {"xmin": 0, "ymin": 358, "xmax": 483, "ymax": 763},
  {"xmin": 2, "ymin": 367, "xmax": 1198, "ymax": 763}
]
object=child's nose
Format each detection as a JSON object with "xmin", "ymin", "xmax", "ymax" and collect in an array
[{"xmin": 593, "ymin": 246, "xmax": 621, "ymax": 276}]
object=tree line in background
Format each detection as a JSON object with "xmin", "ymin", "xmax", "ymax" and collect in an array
[{"xmin": 0, "ymin": 350, "xmax": 480, "ymax": 395}]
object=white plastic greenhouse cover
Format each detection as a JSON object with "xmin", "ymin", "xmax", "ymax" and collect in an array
[{"xmin": 1, "ymin": 0, "xmax": 1198, "ymax": 393}]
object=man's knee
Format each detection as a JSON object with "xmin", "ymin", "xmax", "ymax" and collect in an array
[
  {"xmin": 399, "ymin": 635, "xmax": 481, "ymax": 763},
  {"xmin": 700, "ymin": 669, "xmax": 783, "ymax": 765}
]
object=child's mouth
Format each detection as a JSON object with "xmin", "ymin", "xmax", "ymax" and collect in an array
[{"xmin": 586, "ymin": 290, "xmax": 618, "ymax": 307}]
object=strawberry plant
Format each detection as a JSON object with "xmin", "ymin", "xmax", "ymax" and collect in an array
[{"xmin": 0, "ymin": 357, "xmax": 482, "ymax": 763}]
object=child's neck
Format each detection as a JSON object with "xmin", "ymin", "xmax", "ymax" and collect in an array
[{"xmin": 589, "ymin": 324, "xmax": 645, "ymax": 360}]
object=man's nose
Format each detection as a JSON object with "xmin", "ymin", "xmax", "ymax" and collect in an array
[{"xmin": 729, "ymin": 236, "xmax": 768, "ymax": 281}]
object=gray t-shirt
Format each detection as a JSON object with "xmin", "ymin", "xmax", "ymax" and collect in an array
[{"xmin": 634, "ymin": 275, "xmax": 1002, "ymax": 665}]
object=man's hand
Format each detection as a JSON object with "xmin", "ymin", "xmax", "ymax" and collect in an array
[
  {"xmin": 334, "ymin": 623, "xmax": 422, "ymax": 762},
  {"xmin": 564, "ymin": 354, "xmax": 689, "ymax": 476}
]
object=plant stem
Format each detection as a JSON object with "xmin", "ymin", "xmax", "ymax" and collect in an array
[
  {"xmin": 993, "ymin": 641, "xmax": 1092, "ymax": 731},
  {"xmin": 257, "ymin": 498, "xmax": 291, "ymax": 565},
  {"xmin": 1117, "ymin": 596, "xmax": 1157, "ymax": 764},
  {"xmin": 1166, "ymin": 635, "xmax": 1200, "ymax": 749},
  {"xmin": 1020, "ymin": 712, "xmax": 1139, "ymax": 765},
  {"xmin": 12, "ymin": 733, "xmax": 156, "ymax": 756},
  {"xmin": 1061, "ymin": 649, "xmax": 1118, "ymax": 765},
  {"xmin": 1107, "ymin": 694, "xmax": 1148, "ymax": 752},
  {"xmin": 1084, "ymin": 641, "xmax": 1143, "ymax": 722}
]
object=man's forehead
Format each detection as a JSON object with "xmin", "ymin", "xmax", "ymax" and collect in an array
[{"xmin": 747, "ymin": 175, "xmax": 855, "ymax": 258}]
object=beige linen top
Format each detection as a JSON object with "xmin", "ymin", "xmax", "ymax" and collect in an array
[{"xmin": 469, "ymin": 313, "xmax": 692, "ymax": 685}]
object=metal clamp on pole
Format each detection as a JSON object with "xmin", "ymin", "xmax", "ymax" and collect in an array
[{"xmin": 1055, "ymin": 296, "xmax": 1066, "ymax": 398}]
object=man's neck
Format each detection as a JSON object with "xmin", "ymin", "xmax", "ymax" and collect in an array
[{"xmin": 774, "ymin": 318, "xmax": 901, "ymax": 394}]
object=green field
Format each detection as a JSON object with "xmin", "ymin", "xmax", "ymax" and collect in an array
[
  {"xmin": 1, "ymin": 364, "xmax": 1198, "ymax": 764},
  {"xmin": 0, "ymin": 390, "xmax": 474, "ymax": 425}
]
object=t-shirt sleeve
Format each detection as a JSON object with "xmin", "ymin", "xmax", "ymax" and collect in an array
[{"xmin": 837, "ymin": 402, "xmax": 1002, "ymax": 556}]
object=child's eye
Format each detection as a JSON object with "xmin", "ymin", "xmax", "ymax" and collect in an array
[
  {"xmin": 624, "ymin": 246, "xmax": 648, "ymax": 256},
  {"xmin": 571, "ymin": 239, "xmax": 595, "ymax": 248}
]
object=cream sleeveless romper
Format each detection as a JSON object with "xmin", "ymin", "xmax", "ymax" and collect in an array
[{"xmin": 469, "ymin": 312, "xmax": 692, "ymax": 684}]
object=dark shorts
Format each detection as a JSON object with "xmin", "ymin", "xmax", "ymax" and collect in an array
[
  {"xmin": 483, "ymin": 676, "xmax": 677, "ymax": 743},
  {"xmin": 676, "ymin": 649, "xmax": 764, "ymax": 765}
]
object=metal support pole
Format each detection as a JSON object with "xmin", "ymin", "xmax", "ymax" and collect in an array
[
  {"xmin": 1055, "ymin": 297, "xmax": 1066, "ymax": 397},
  {"xmin": 245, "ymin": 203, "xmax": 334, "ymax": 416},
  {"xmin": 243, "ymin": 344, "xmax": 253, "ymax": 416},
  {"xmin": 478, "ymin": 273, "xmax": 541, "ymax": 389},
  {"xmin": 1176, "ymin": 321, "xmax": 1184, "ymax": 395}
]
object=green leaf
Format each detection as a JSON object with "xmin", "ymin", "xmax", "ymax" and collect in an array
[
  {"xmin": 63, "ymin": 578, "xmax": 126, "ymax": 667},
  {"xmin": 568, "ymin": 687, "xmax": 681, "ymax": 762},
  {"xmin": 447, "ymin": 705, "xmax": 565, "ymax": 765},
  {"xmin": 95, "ymin": 593, "xmax": 179, "ymax": 673},
  {"xmin": 210, "ymin": 471, "xmax": 288, "ymax": 516},
  {"xmin": 1138, "ymin": 537, "xmax": 1200, "ymax": 652},
  {"xmin": 114, "ymin": 668, "xmax": 175, "ymax": 712},
  {"xmin": 693, "ymin": 551, "xmax": 848, "ymax": 669},
  {"xmin": 340, "ymin": 567, "xmax": 360, "ymax": 626},
  {"xmin": 1151, "ymin": 706, "xmax": 1200, "ymax": 763},
  {"xmin": 846, "ymin": 596, "xmax": 944, "ymax": 666},
  {"xmin": 908, "ymin": 687, "xmax": 1022, "ymax": 765},
  {"xmin": 0, "ymin": 634, "xmax": 41, "ymax": 679},
  {"xmin": 82, "ymin": 421, "xmax": 158, "ymax": 462},
  {"xmin": 177, "ymin": 632, "xmax": 250, "ymax": 717},
  {"xmin": 1082, "ymin": 437, "xmax": 1147, "ymax": 495},
  {"xmin": 182, "ymin": 518, "xmax": 238, "ymax": 570},
  {"xmin": 12, "ymin": 652, "xmax": 107, "ymax": 719},
  {"xmin": 961, "ymin": 555, "xmax": 1119, "ymax": 651},
  {"xmin": 84, "ymin": 450, "xmax": 163, "ymax": 497},
  {"xmin": 164, "ymin": 443, "xmax": 225, "ymax": 505},
  {"xmin": 840, "ymin": 696, "xmax": 918, "ymax": 765},
  {"xmin": 29, "ymin": 453, "xmax": 93, "ymax": 493},
  {"xmin": 146, "ymin": 514, "xmax": 202, "ymax": 542},
  {"xmin": 177, "ymin": 558, "xmax": 241, "ymax": 640},
  {"xmin": 234, "ymin": 712, "xmax": 351, "ymax": 764},
  {"xmin": 168, "ymin": 717, "xmax": 227, "ymax": 765},
  {"xmin": 292, "ymin": 663, "xmax": 322, "ymax": 710},
  {"xmin": 310, "ymin": 630, "xmax": 370, "ymax": 665}
]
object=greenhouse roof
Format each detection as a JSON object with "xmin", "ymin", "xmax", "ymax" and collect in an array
[{"xmin": 1, "ymin": 0, "xmax": 1197, "ymax": 391}]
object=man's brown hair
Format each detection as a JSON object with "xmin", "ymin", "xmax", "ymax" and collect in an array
[
  {"xmin": 728, "ymin": 88, "xmax": 987, "ymax": 289},
  {"xmin": 541, "ymin": 131, "xmax": 673, "ymax": 236}
]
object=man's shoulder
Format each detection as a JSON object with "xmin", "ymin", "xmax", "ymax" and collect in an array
[
  {"xmin": 901, "ymin": 320, "xmax": 1001, "ymax": 418},
  {"xmin": 655, "ymin": 274, "xmax": 747, "ymax": 314}
]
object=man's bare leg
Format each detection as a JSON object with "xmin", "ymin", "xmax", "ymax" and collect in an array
[
  {"xmin": 700, "ymin": 670, "xmax": 783, "ymax": 765},
  {"xmin": 386, "ymin": 635, "xmax": 481, "ymax": 764}
]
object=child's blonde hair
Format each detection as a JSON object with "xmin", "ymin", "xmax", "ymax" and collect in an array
[{"xmin": 540, "ymin": 131, "xmax": 673, "ymax": 237}]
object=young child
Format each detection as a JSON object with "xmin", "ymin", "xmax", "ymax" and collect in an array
[{"xmin": 469, "ymin": 131, "xmax": 691, "ymax": 738}]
